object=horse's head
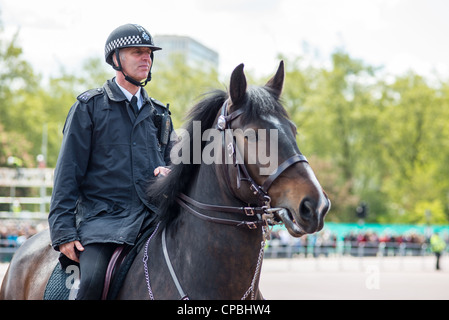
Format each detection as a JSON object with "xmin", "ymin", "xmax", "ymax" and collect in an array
[{"xmin": 220, "ymin": 61, "xmax": 330, "ymax": 237}]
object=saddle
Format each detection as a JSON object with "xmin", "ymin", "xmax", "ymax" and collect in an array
[
  {"xmin": 44, "ymin": 224, "xmax": 157, "ymax": 300},
  {"xmin": 101, "ymin": 244, "xmax": 132, "ymax": 299}
]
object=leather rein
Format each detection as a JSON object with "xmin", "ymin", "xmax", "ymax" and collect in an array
[
  {"xmin": 175, "ymin": 100, "xmax": 309, "ymax": 231},
  {"xmin": 149, "ymin": 100, "xmax": 310, "ymax": 300}
]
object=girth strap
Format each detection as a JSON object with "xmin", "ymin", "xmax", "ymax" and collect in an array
[{"xmin": 162, "ymin": 227, "xmax": 189, "ymax": 300}]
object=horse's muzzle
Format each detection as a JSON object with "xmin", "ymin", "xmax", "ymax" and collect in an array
[{"xmin": 275, "ymin": 195, "xmax": 330, "ymax": 237}]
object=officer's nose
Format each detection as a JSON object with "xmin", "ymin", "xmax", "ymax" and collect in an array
[{"xmin": 142, "ymin": 51, "xmax": 152, "ymax": 62}]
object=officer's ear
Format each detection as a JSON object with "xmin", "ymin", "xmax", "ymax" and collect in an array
[
  {"xmin": 112, "ymin": 52, "xmax": 119, "ymax": 68},
  {"xmin": 112, "ymin": 49, "xmax": 126, "ymax": 71}
]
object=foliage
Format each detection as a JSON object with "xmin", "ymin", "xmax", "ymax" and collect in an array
[
  {"xmin": 0, "ymin": 26, "xmax": 448, "ymax": 224},
  {"xmin": 0, "ymin": 28, "xmax": 40, "ymax": 167},
  {"xmin": 149, "ymin": 53, "xmax": 221, "ymax": 127},
  {"xmin": 280, "ymin": 51, "xmax": 449, "ymax": 224}
]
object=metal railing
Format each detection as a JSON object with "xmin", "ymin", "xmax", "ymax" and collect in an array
[
  {"xmin": 0, "ymin": 239, "xmax": 20, "ymax": 262},
  {"xmin": 264, "ymin": 240, "xmax": 436, "ymax": 259}
]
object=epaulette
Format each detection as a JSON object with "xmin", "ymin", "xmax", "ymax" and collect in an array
[
  {"xmin": 77, "ymin": 88, "xmax": 104, "ymax": 103},
  {"xmin": 150, "ymin": 97, "xmax": 167, "ymax": 109}
]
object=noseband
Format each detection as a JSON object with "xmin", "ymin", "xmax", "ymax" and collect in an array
[
  {"xmin": 164, "ymin": 100, "xmax": 310, "ymax": 300},
  {"xmin": 176, "ymin": 100, "xmax": 309, "ymax": 230}
]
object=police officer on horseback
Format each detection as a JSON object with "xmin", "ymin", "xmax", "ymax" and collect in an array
[{"xmin": 48, "ymin": 24, "xmax": 173, "ymax": 299}]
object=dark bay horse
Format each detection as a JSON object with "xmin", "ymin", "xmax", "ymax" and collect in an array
[{"xmin": 0, "ymin": 61, "xmax": 330, "ymax": 300}]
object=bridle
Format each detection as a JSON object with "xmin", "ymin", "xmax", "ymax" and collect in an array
[
  {"xmin": 175, "ymin": 99, "xmax": 309, "ymax": 232},
  {"xmin": 148, "ymin": 99, "xmax": 311, "ymax": 300}
]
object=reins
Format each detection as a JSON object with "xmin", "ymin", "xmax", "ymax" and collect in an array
[
  {"xmin": 145, "ymin": 99, "xmax": 310, "ymax": 300},
  {"xmin": 176, "ymin": 100, "xmax": 309, "ymax": 235}
]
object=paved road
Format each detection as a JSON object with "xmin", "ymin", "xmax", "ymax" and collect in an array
[
  {"xmin": 259, "ymin": 256, "xmax": 449, "ymax": 300},
  {"xmin": 2, "ymin": 255, "xmax": 448, "ymax": 300}
]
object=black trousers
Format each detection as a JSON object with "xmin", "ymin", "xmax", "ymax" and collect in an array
[
  {"xmin": 435, "ymin": 252, "xmax": 441, "ymax": 270},
  {"xmin": 76, "ymin": 243, "xmax": 119, "ymax": 300}
]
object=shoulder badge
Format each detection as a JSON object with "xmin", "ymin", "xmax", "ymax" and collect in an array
[
  {"xmin": 150, "ymin": 97, "xmax": 171, "ymax": 115},
  {"xmin": 150, "ymin": 97, "xmax": 167, "ymax": 109},
  {"xmin": 77, "ymin": 88, "xmax": 104, "ymax": 103}
]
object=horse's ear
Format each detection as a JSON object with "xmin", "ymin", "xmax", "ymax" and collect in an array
[
  {"xmin": 229, "ymin": 63, "xmax": 247, "ymax": 105},
  {"xmin": 265, "ymin": 60, "xmax": 284, "ymax": 98}
]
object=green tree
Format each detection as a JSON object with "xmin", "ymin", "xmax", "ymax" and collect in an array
[
  {"xmin": 281, "ymin": 51, "xmax": 383, "ymax": 222},
  {"xmin": 377, "ymin": 73, "xmax": 449, "ymax": 224},
  {"xmin": 2, "ymin": 17, "xmax": 448, "ymax": 225},
  {"xmin": 149, "ymin": 53, "xmax": 221, "ymax": 128},
  {"xmin": 0, "ymin": 27, "xmax": 40, "ymax": 167}
]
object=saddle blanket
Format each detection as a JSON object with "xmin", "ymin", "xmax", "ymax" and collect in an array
[
  {"xmin": 43, "ymin": 262, "xmax": 79, "ymax": 300},
  {"xmin": 43, "ymin": 222, "xmax": 157, "ymax": 300}
]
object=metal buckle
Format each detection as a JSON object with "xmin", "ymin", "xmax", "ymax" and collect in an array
[
  {"xmin": 250, "ymin": 184, "xmax": 259, "ymax": 195},
  {"xmin": 227, "ymin": 142, "xmax": 234, "ymax": 157},
  {"xmin": 217, "ymin": 115, "xmax": 226, "ymax": 131},
  {"xmin": 246, "ymin": 222, "xmax": 257, "ymax": 229},
  {"xmin": 244, "ymin": 207, "xmax": 255, "ymax": 216},
  {"xmin": 263, "ymin": 195, "xmax": 271, "ymax": 208}
]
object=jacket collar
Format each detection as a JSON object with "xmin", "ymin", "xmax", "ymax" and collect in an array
[
  {"xmin": 104, "ymin": 77, "xmax": 151, "ymax": 105},
  {"xmin": 104, "ymin": 78, "xmax": 127, "ymax": 102},
  {"xmin": 104, "ymin": 78, "xmax": 153, "ymax": 125}
]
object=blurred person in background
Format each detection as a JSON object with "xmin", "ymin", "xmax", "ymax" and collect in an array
[{"xmin": 430, "ymin": 232, "xmax": 446, "ymax": 270}]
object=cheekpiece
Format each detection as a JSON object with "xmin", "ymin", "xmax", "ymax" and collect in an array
[{"xmin": 217, "ymin": 115, "xmax": 227, "ymax": 131}]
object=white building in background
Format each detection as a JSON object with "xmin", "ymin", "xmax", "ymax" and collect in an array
[{"xmin": 153, "ymin": 35, "xmax": 219, "ymax": 71}]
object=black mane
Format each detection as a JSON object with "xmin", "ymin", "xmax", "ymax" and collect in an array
[
  {"xmin": 147, "ymin": 90, "xmax": 227, "ymax": 228},
  {"xmin": 147, "ymin": 86, "xmax": 289, "ymax": 229}
]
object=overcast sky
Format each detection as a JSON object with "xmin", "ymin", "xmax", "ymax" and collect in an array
[{"xmin": 1, "ymin": 0, "xmax": 449, "ymax": 80}]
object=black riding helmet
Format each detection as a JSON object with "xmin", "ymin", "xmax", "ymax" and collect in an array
[{"xmin": 105, "ymin": 23, "xmax": 162, "ymax": 87}]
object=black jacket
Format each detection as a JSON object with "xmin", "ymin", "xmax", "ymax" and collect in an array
[{"xmin": 48, "ymin": 78, "xmax": 173, "ymax": 250}]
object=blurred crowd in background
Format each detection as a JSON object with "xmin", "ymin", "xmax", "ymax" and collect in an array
[
  {"xmin": 0, "ymin": 221, "xmax": 47, "ymax": 248},
  {"xmin": 1, "ymin": 221, "xmax": 448, "ymax": 260},
  {"xmin": 266, "ymin": 227, "xmax": 449, "ymax": 258}
]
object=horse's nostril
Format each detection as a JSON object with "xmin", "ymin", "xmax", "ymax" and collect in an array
[{"xmin": 299, "ymin": 199, "xmax": 314, "ymax": 221}]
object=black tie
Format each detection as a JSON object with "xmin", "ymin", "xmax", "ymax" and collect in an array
[{"xmin": 130, "ymin": 96, "xmax": 139, "ymax": 116}]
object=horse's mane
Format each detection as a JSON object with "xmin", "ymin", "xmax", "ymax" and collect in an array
[
  {"xmin": 147, "ymin": 86, "xmax": 289, "ymax": 229},
  {"xmin": 147, "ymin": 90, "xmax": 227, "ymax": 229}
]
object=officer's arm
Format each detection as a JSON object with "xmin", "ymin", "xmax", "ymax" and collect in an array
[{"xmin": 48, "ymin": 101, "xmax": 93, "ymax": 250}]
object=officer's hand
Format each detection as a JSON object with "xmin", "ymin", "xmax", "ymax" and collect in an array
[
  {"xmin": 154, "ymin": 166, "xmax": 171, "ymax": 177},
  {"xmin": 60, "ymin": 240, "xmax": 84, "ymax": 263}
]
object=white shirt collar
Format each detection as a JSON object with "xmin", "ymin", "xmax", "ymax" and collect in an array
[{"xmin": 115, "ymin": 79, "xmax": 142, "ymax": 109}]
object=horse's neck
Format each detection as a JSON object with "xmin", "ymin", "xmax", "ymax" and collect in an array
[
  {"xmin": 190, "ymin": 163, "xmax": 239, "ymax": 208},
  {"xmin": 167, "ymin": 163, "xmax": 264, "ymax": 299},
  {"xmin": 184, "ymin": 163, "xmax": 263, "ymax": 241}
]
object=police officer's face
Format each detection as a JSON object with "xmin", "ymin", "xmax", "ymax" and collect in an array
[{"xmin": 118, "ymin": 47, "xmax": 153, "ymax": 81}]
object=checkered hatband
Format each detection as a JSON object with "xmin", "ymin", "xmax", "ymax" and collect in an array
[
  {"xmin": 105, "ymin": 35, "xmax": 143, "ymax": 57},
  {"xmin": 104, "ymin": 24, "xmax": 161, "ymax": 66}
]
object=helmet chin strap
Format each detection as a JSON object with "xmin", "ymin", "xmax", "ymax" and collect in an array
[
  {"xmin": 113, "ymin": 48, "xmax": 151, "ymax": 87},
  {"xmin": 124, "ymin": 72, "xmax": 150, "ymax": 87}
]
